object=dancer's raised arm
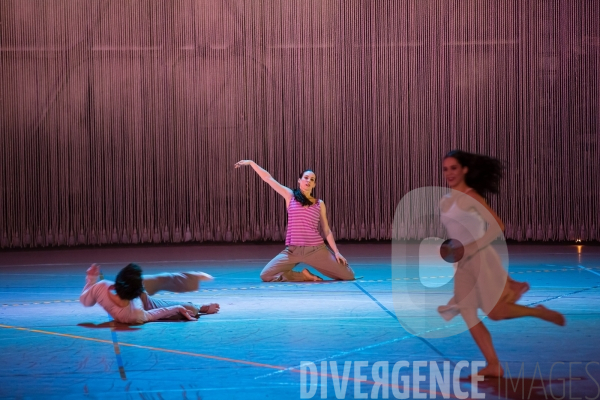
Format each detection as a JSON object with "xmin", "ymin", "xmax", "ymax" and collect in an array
[{"xmin": 235, "ymin": 160, "xmax": 293, "ymax": 200}]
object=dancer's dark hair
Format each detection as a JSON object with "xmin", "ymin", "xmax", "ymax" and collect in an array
[
  {"xmin": 444, "ymin": 150, "xmax": 503, "ymax": 198},
  {"xmin": 114, "ymin": 263, "xmax": 145, "ymax": 300},
  {"xmin": 292, "ymin": 169, "xmax": 317, "ymax": 206}
]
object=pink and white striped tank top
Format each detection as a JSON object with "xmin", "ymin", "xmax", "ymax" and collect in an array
[{"xmin": 285, "ymin": 198, "xmax": 324, "ymax": 246}]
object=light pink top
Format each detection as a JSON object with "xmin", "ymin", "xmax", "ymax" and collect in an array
[
  {"xmin": 285, "ymin": 198, "xmax": 324, "ymax": 246},
  {"xmin": 79, "ymin": 278, "xmax": 181, "ymax": 324}
]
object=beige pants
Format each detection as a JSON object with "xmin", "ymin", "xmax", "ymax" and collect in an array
[
  {"xmin": 260, "ymin": 244, "xmax": 356, "ymax": 282},
  {"xmin": 140, "ymin": 273, "xmax": 203, "ymax": 319},
  {"xmin": 143, "ymin": 272, "xmax": 202, "ymax": 296}
]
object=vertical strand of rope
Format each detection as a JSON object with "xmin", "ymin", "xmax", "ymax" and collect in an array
[{"xmin": 0, "ymin": 0, "xmax": 598, "ymax": 248}]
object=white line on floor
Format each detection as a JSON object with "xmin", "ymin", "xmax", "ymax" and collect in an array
[{"xmin": 578, "ymin": 265, "xmax": 600, "ymax": 278}]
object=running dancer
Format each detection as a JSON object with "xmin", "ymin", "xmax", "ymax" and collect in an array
[
  {"xmin": 235, "ymin": 160, "xmax": 355, "ymax": 282},
  {"xmin": 438, "ymin": 150, "xmax": 565, "ymax": 378}
]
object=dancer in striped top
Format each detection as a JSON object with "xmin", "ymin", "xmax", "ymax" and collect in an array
[{"xmin": 235, "ymin": 160, "xmax": 355, "ymax": 282}]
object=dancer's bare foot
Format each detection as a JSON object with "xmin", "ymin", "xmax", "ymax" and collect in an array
[
  {"xmin": 302, "ymin": 268, "xmax": 323, "ymax": 282},
  {"xmin": 192, "ymin": 272, "xmax": 214, "ymax": 282},
  {"xmin": 516, "ymin": 281, "xmax": 530, "ymax": 296},
  {"xmin": 536, "ymin": 304, "xmax": 566, "ymax": 326},
  {"xmin": 508, "ymin": 280, "xmax": 530, "ymax": 302},
  {"xmin": 472, "ymin": 363, "xmax": 504, "ymax": 378},
  {"xmin": 199, "ymin": 303, "xmax": 220, "ymax": 314}
]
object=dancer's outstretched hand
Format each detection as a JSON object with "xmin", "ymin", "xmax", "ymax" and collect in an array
[
  {"xmin": 177, "ymin": 306, "xmax": 198, "ymax": 321},
  {"xmin": 234, "ymin": 160, "xmax": 253, "ymax": 168},
  {"xmin": 87, "ymin": 264, "xmax": 100, "ymax": 276},
  {"xmin": 335, "ymin": 252, "xmax": 348, "ymax": 265}
]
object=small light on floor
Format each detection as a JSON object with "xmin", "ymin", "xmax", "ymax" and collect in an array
[{"xmin": 575, "ymin": 239, "xmax": 582, "ymax": 243}]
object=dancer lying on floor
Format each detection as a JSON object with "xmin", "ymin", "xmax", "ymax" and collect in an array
[
  {"xmin": 80, "ymin": 263, "xmax": 219, "ymax": 324},
  {"xmin": 235, "ymin": 160, "xmax": 356, "ymax": 282}
]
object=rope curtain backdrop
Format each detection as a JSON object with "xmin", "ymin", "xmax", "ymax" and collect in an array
[{"xmin": 0, "ymin": 1, "xmax": 598, "ymax": 248}]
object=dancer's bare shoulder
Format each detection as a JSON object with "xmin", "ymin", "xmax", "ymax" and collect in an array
[
  {"xmin": 462, "ymin": 188, "xmax": 504, "ymax": 230},
  {"xmin": 463, "ymin": 189, "xmax": 495, "ymax": 214},
  {"xmin": 464, "ymin": 188, "xmax": 486, "ymax": 205}
]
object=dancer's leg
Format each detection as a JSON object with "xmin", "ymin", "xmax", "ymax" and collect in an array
[
  {"xmin": 461, "ymin": 307, "xmax": 504, "ymax": 377},
  {"xmin": 303, "ymin": 245, "xmax": 355, "ymax": 281},
  {"xmin": 260, "ymin": 247, "xmax": 306, "ymax": 282},
  {"xmin": 143, "ymin": 272, "xmax": 212, "ymax": 296},
  {"xmin": 488, "ymin": 302, "xmax": 565, "ymax": 325},
  {"xmin": 502, "ymin": 278, "xmax": 530, "ymax": 303}
]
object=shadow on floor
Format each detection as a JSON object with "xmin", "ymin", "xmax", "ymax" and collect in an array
[{"xmin": 78, "ymin": 322, "xmax": 141, "ymax": 331}]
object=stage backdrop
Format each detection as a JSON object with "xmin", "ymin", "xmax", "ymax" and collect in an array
[{"xmin": 1, "ymin": 1, "xmax": 598, "ymax": 247}]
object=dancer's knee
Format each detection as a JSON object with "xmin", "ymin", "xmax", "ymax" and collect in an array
[
  {"xmin": 340, "ymin": 271, "xmax": 355, "ymax": 281},
  {"xmin": 331, "ymin": 274, "xmax": 355, "ymax": 281},
  {"xmin": 260, "ymin": 270, "xmax": 278, "ymax": 282},
  {"xmin": 460, "ymin": 308, "xmax": 480, "ymax": 326},
  {"xmin": 339, "ymin": 266, "xmax": 355, "ymax": 281}
]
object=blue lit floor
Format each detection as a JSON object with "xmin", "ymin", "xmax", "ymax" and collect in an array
[{"xmin": 0, "ymin": 242, "xmax": 599, "ymax": 400}]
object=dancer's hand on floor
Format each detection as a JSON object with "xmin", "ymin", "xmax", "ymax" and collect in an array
[
  {"xmin": 234, "ymin": 160, "xmax": 253, "ymax": 168},
  {"xmin": 178, "ymin": 306, "xmax": 198, "ymax": 321},
  {"xmin": 335, "ymin": 252, "xmax": 348, "ymax": 265}
]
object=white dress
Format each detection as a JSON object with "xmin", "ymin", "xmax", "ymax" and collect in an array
[{"xmin": 440, "ymin": 193, "xmax": 508, "ymax": 315}]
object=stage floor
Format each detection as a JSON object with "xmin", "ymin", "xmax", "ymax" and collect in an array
[{"xmin": 1, "ymin": 242, "xmax": 599, "ymax": 400}]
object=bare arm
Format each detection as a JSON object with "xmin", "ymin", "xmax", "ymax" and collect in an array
[
  {"xmin": 462, "ymin": 191, "xmax": 504, "ymax": 257},
  {"xmin": 80, "ymin": 264, "xmax": 101, "ymax": 307},
  {"xmin": 320, "ymin": 201, "xmax": 348, "ymax": 265},
  {"xmin": 235, "ymin": 160, "xmax": 293, "ymax": 201},
  {"xmin": 144, "ymin": 306, "xmax": 197, "ymax": 322}
]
